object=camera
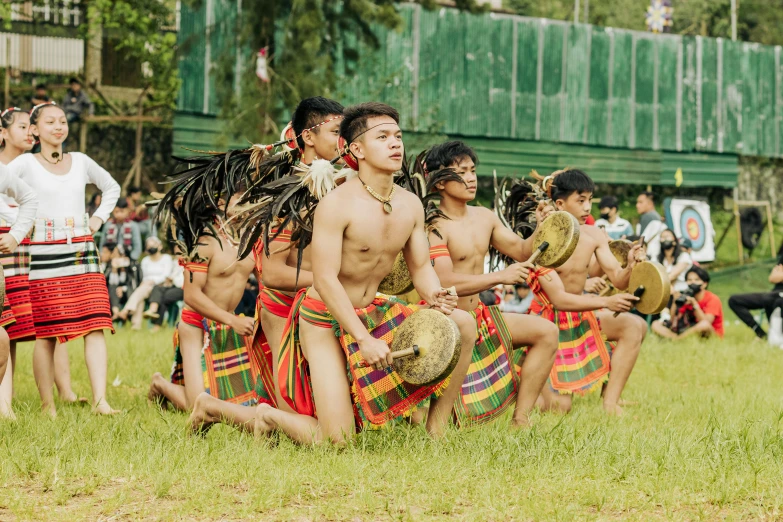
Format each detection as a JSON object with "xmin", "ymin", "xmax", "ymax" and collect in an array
[{"xmin": 675, "ymin": 288, "xmax": 695, "ymax": 307}]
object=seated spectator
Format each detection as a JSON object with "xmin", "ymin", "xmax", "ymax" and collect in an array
[
  {"xmin": 595, "ymin": 196, "xmax": 633, "ymax": 240},
  {"xmin": 501, "ymin": 282, "xmax": 534, "ymax": 313},
  {"xmin": 652, "ymin": 266, "xmax": 724, "ymax": 339},
  {"xmin": 143, "ymin": 252, "xmax": 184, "ymax": 333},
  {"xmin": 728, "ymin": 261, "xmax": 783, "ymax": 340},
  {"xmin": 102, "ymin": 243, "xmax": 131, "ymax": 319},
  {"xmin": 117, "ymin": 237, "xmax": 174, "ymax": 330},
  {"xmin": 636, "ymin": 191, "xmax": 665, "ymax": 260},
  {"xmin": 658, "ymin": 229, "xmax": 692, "ymax": 293},
  {"xmin": 100, "ymin": 198, "xmax": 142, "ymax": 262}
]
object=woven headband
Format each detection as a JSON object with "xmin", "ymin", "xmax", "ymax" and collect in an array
[
  {"xmin": 1, "ymin": 107, "xmax": 23, "ymax": 119},
  {"xmin": 30, "ymin": 101, "xmax": 57, "ymax": 117}
]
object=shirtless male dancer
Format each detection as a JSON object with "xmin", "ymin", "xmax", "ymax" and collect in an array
[
  {"xmin": 188, "ymin": 96, "xmax": 345, "ymax": 430},
  {"xmin": 424, "ymin": 141, "xmax": 558, "ymax": 428},
  {"xmin": 527, "ymin": 169, "xmax": 647, "ymax": 415},
  {"xmin": 252, "ymin": 102, "xmax": 478, "ymax": 443},
  {"xmin": 148, "ymin": 192, "xmax": 257, "ymax": 411}
]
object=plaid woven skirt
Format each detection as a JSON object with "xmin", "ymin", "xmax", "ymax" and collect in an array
[
  {"xmin": 0, "ymin": 227, "xmax": 34, "ymax": 341},
  {"xmin": 454, "ymin": 302, "xmax": 520, "ymax": 425},
  {"xmin": 528, "ymin": 268, "xmax": 611, "ymax": 395},
  {"xmin": 171, "ymin": 309, "xmax": 274, "ymax": 406},
  {"xmin": 28, "ymin": 236, "xmax": 114, "ymax": 342},
  {"xmin": 278, "ymin": 289, "xmax": 448, "ymax": 426}
]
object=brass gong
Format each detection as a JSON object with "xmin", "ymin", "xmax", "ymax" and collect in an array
[
  {"xmin": 532, "ymin": 211, "xmax": 580, "ymax": 268},
  {"xmin": 626, "ymin": 261, "xmax": 671, "ymax": 315},
  {"xmin": 378, "ymin": 252, "xmax": 415, "ymax": 296},
  {"xmin": 390, "ymin": 309, "xmax": 461, "ymax": 386}
]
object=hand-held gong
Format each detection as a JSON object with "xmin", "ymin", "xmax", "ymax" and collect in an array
[
  {"xmin": 353, "ymin": 309, "xmax": 462, "ymax": 386},
  {"xmin": 612, "ymin": 261, "xmax": 671, "ymax": 317}
]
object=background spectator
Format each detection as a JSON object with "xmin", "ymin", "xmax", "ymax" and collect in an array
[
  {"xmin": 103, "ymin": 243, "xmax": 132, "ymax": 319},
  {"xmin": 595, "ymin": 195, "xmax": 633, "ymax": 240},
  {"xmin": 62, "ymin": 78, "xmax": 94, "ymax": 124},
  {"xmin": 501, "ymin": 283, "xmax": 534, "ymax": 314},
  {"xmin": 728, "ymin": 260, "xmax": 783, "ymax": 340},
  {"xmin": 100, "ymin": 197, "xmax": 142, "ymax": 261},
  {"xmin": 144, "ymin": 251, "xmax": 184, "ymax": 332},
  {"xmin": 117, "ymin": 237, "xmax": 174, "ymax": 330},
  {"xmin": 652, "ymin": 266, "xmax": 724, "ymax": 339},
  {"xmin": 680, "ymin": 238, "xmax": 699, "ymax": 265},
  {"xmin": 31, "ymin": 83, "xmax": 50, "ymax": 107},
  {"xmin": 636, "ymin": 191, "xmax": 665, "ymax": 260},
  {"xmin": 126, "ymin": 186, "xmax": 153, "ymax": 239},
  {"xmin": 658, "ymin": 229, "xmax": 693, "ymax": 293}
]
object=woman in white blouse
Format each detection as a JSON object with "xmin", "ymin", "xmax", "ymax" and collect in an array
[
  {"xmin": 117, "ymin": 236, "xmax": 173, "ymax": 330},
  {"xmin": 7, "ymin": 101, "xmax": 120, "ymax": 416}
]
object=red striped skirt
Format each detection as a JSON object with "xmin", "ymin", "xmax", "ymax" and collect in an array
[
  {"xmin": 0, "ymin": 226, "xmax": 35, "ymax": 341},
  {"xmin": 28, "ymin": 235, "xmax": 114, "ymax": 342}
]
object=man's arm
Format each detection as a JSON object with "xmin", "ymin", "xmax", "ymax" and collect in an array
[
  {"xmin": 261, "ymin": 236, "xmax": 313, "ymax": 291},
  {"xmin": 487, "ymin": 211, "xmax": 536, "ymax": 263},
  {"xmin": 538, "ymin": 269, "xmax": 637, "ymax": 313},
  {"xmin": 182, "ymin": 239, "xmax": 239, "ymax": 327},
  {"xmin": 593, "ymin": 228, "xmax": 638, "ymax": 290},
  {"xmin": 404, "ymin": 199, "xmax": 449, "ymax": 305},
  {"xmin": 429, "ymin": 229, "xmax": 524, "ymax": 296}
]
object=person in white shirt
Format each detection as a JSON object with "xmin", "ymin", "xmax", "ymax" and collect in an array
[
  {"xmin": 8, "ymin": 101, "xmax": 120, "ymax": 416},
  {"xmin": 657, "ymin": 229, "xmax": 693, "ymax": 293},
  {"xmin": 594, "ymin": 196, "xmax": 634, "ymax": 240},
  {"xmin": 635, "ymin": 191, "xmax": 665, "ymax": 260},
  {"xmin": 117, "ymin": 236, "xmax": 173, "ymax": 329},
  {"xmin": 143, "ymin": 252, "xmax": 184, "ymax": 333}
]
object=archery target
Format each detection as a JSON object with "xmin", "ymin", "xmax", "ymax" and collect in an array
[{"xmin": 665, "ymin": 198, "xmax": 715, "ymax": 263}]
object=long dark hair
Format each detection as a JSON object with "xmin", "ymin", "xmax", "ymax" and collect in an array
[
  {"xmin": 657, "ymin": 230, "xmax": 682, "ymax": 264},
  {"xmin": 0, "ymin": 107, "xmax": 25, "ymax": 149}
]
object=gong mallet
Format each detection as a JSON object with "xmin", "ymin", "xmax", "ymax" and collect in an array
[
  {"xmin": 353, "ymin": 345, "xmax": 427, "ymax": 370},
  {"xmin": 613, "ymin": 285, "xmax": 646, "ymax": 318},
  {"xmin": 527, "ymin": 241, "xmax": 552, "ymax": 281}
]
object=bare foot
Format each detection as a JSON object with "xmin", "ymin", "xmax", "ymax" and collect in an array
[
  {"xmin": 617, "ymin": 398, "xmax": 639, "ymax": 407},
  {"xmin": 603, "ymin": 402, "xmax": 624, "ymax": 416},
  {"xmin": 188, "ymin": 393, "xmax": 218, "ymax": 436},
  {"xmin": 92, "ymin": 399, "xmax": 120, "ymax": 415},
  {"xmin": 148, "ymin": 372, "xmax": 169, "ymax": 409},
  {"xmin": 0, "ymin": 406, "xmax": 17, "ymax": 421},
  {"xmin": 41, "ymin": 404, "xmax": 57, "ymax": 418},
  {"xmin": 253, "ymin": 403, "xmax": 276, "ymax": 438},
  {"xmin": 61, "ymin": 392, "xmax": 89, "ymax": 405},
  {"xmin": 510, "ymin": 414, "xmax": 534, "ymax": 430}
]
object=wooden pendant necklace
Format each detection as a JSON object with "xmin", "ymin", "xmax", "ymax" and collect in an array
[{"xmin": 359, "ymin": 176, "xmax": 396, "ymax": 213}]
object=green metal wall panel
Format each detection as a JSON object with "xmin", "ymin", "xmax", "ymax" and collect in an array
[{"xmin": 175, "ymin": 2, "xmax": 777, "ymax": 176}]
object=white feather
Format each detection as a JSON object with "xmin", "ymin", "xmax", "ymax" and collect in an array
[{"xmin": 299, "ymin": 159, "xmax": 337, "ymax": 200}]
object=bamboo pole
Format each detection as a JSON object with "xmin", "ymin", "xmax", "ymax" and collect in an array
[
  {"xmin": 133, "ymin": 96, "xmax": 143, "ymax": 188},
  {"xmin": 4, "ymin": 36, "xmax": 10, "ymax": 109},
  {"xmin": 765, "ymin": 201, "xmax": 776, "ymax": 258},
  {"xmin": 734, "ymin": 199, "xmax": 743, "ymax": 265}
]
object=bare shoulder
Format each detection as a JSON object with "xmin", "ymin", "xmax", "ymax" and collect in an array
[
  {"xmin": 581, "ymin": 224, "xmax": 605, "ymax": 243},
  {"xmin": 396, "ymin": 186, "xmax": 425, "ymax": 207},
  {"xmin": 471, "ymin": 205, "xmax": 497, "ymax": 223},
  {"xmin": 193, "ymin": 235, "xmax": 219, "ymax": 261}
]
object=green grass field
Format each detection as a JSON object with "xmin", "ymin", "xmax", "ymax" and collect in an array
[{"xmin": 1, "ymin": 266, "xmax": 782, "ymax": 521}]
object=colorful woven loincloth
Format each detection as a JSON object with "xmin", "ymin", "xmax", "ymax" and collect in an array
[
  {"xmin": 454, "ymin": 302, "xmax": 520, "ymax": 425},
  {"xmin": 28, "ymin": 233, "xmax": 114, "ymax": 342},
  {"xmin": 278, "ymin": 289, "xmax": 448, "ymax": 426},
  {"xmin": 171, "ymin": 309, "xmax": 274, "ymax": 406},
  {"xmin": 527, "ymin": 267, "xmax": 611, "ymax": 395},
  {"xmin": 259, "ymin": 288, "xmax": 296, "ymax": 319},
  {"xmin": 0, "ymin": 227, "xmax": 34, "ymax": 341}
]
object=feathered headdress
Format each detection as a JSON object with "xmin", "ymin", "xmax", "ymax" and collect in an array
[
  {"xmin": 230, "ymin": 157, "xmax": 355, "ymax": 277},
  {"xmin": 488, "ymin": 170, "xmax": 546, "ymax": 270}
]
